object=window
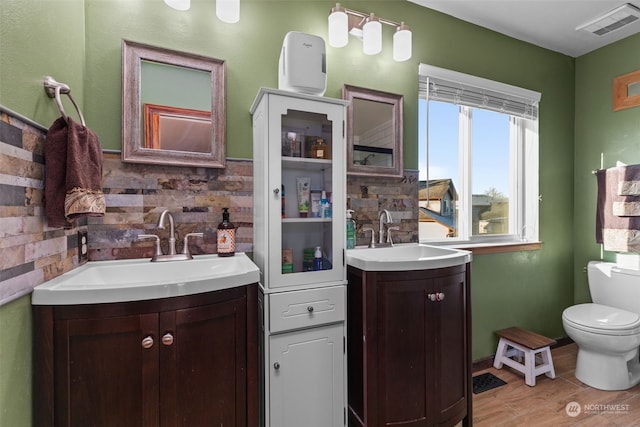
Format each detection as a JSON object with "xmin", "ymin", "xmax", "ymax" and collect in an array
[{"xmin": 418, "ymin": 64, "xmax": 541, "ymax": 245}]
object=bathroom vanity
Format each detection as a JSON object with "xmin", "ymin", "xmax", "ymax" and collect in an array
[
  {"xmin": 251, "ymin": 88, "xmax": 349, "ymax": 427},
  {"xmin": 346, "ymin": 262, "xmax": 472, "ymax": 427},
  {"xmin": 32, "ymin": 254, "xmax": 260, "ymax": 427}
]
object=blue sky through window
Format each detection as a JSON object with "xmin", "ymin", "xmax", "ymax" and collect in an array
[{"xmin": 419, "ymin": 99, "xmax": 510, "ymax": 196}]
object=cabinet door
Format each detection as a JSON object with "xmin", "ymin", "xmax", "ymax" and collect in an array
[
  {"xmin": 55, "ymin": 313, "xmax": 159, "ymax": 427},
  {"xmin": 431, "ymin": 272, "xmax": 468, "ymax": 424},
  {"xmin": 266, "ymin": 94, "xmax": 345, "ymax": 289},
  {"xmin": 160, "ymin": 296, "xmax": 247, "ymax": 427},
  {"xmin": 377, "ymin": 279, "xmax": 430, "ymax": 427},
  {"xmin": 269, "ymin": 324, "xmax": 345, "ymax": 427}
]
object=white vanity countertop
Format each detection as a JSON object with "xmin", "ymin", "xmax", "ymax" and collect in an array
[
  {"xmin": 32, "ymin": 253, "xmax": 260, "ymax": 305},
  {"xmin": 346, "ymin": 243, "xmax": 472, "ymax": 272}
]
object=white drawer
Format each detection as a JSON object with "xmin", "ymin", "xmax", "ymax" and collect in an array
[{"xmin": 269, "ymin": 286, "xmax": 345, "ymax": 333}]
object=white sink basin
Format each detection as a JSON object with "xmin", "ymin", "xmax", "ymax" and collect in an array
[
  {"xmin": 346, "ymin": 244, "xmax": 472, "ymax": 272},
  {"xmin": 32, "ymin": 253, "xmax": 260, "ymax": 305}
]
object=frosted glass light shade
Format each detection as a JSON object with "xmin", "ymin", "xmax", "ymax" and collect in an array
[
  {"xmin": 362, "ymin": 14, "xmax": 381, "ymax": 55},
  {"xmin": 393, "ymin": 23, "xmax": 412, "ymax": 61},
  {"xmin": 328, "ymin": 4, "xmax": 349, "ymax": 48},
  {"xmin": 164, "ymin": 0, "xmax": 190, "ymax": 11},
  {"xmin": 216, "ymin": 0, "xmax": 240, "ymax": 23}
]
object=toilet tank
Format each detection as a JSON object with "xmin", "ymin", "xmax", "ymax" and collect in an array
[{"xmin": 588, "ymin": 261, "xmax": 640, "ymax": 314}]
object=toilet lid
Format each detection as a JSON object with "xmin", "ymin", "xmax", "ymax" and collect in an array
[{"xmin": 563, "ymin": 303, "xmax": 640, "ymax": 334}]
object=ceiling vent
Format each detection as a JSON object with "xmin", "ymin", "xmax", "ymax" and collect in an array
[{"xmin": 576, "ymin": 3, "xmax": 640, "ymax": 36}]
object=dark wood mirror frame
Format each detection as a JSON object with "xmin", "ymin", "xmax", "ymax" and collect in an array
[
  {"xmin": 343, "ymin": 85, "xmax": 403, "ymax": 178},
  {"xmin": 122, "ymin": 40, "xmax": 226, "ymax": 168}
]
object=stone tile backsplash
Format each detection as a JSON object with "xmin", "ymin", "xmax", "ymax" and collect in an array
[
  {"xmin": 0, "ymin": 112, "xmax": 83, "ymax": 304},
  {"xmin": 0, "ymin": 109, "xmax": 418, "ymax": 306}
]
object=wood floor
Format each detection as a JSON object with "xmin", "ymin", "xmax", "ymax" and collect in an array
[{"xmin": 468, "ymin": 343, "xmax": 640, "ymax": 426}]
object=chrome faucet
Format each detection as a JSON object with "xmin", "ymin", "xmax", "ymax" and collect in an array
[
  {"xmin": 378, "ymin": 209, "xmax": 393, "ymax": 244},
  {"xmin": 362, "ymin": 210, "xmax": 397, "ymax": 248},
  {"xmin": 157, "ymin": 210, "xmax": 177, "ymax": 255},
  {"xmin": 138, "ymin": 210, "xmax": 203, "ymax": 262}
]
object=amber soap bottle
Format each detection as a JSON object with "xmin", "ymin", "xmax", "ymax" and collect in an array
[{"xmin": 217, "ymin": 207, "xmax": 236, "ymax": 257}]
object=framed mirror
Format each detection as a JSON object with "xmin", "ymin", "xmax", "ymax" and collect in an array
[
  {"xmin": 343, "ymin": 85, "xmax": 403, "ymax": 177},
  {"xmin": 122, "ymin": 40, "xmax": 226, "ymax": 168}
]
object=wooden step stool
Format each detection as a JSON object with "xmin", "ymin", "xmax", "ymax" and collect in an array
[{"xmin": 493, "ymin": 327, "xmax": 557, "ymax": 387}]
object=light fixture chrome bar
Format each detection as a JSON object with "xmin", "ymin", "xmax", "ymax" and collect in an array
[{"xmin": 342, "ymin": 7, "xmax": 402, "ymax": 28}]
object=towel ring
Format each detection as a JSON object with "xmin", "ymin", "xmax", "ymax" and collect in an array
[{"xmin": 44, "ymin": 76, "xmax": 86, "ymax": 127}]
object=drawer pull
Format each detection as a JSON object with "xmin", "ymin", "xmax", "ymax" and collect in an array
[
  {"xmin": 141, "ymin": 336, "xmax": 154, "ymax": 349},
  {"xmin": 162, "ymin": 333, "xmax": 174, "ymax": 346},
  {"xmin": 274, "ymin": 362, "xmax": 280, "ymax": 370},
  {"xmin": 307, "ymin": 306, "xmax": 314, "ymax": 313}
]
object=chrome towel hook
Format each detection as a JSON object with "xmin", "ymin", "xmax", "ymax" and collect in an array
[{"xmin": 43, "ymin": 76, "xmax": 86, "ymax": 126}]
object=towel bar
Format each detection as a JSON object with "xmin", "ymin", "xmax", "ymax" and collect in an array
[{"xmin": 44, "ymin": 76, "xmax": 86, "ymax": 127}]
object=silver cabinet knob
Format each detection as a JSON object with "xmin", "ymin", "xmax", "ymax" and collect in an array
[
  {"xmin": 141, "ymin": 336, "xmax": 154, "ymax": 349},
  {"xmin": 274, "ymin": 188, "xmax": 280, "ymax": 195},
  {"xmin": 307, "ymin": 306, "xmax": 314, "ymax": 313},
  {"xmin": 162, "ymin": 333, "xmax": 174, "ymax": 346},
  {"xmin": 274, "ymin": 362, "xmax": 280, "ymax": 370},
  {"xmin": 428, "ymin": 293, "xmax": 446, "ymax": 302}
]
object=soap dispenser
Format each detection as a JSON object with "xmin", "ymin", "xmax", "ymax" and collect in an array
[
  {"xmin": 217, "ymin": 207, "xmax": 236, "ymax": 257},
  {"xmin": 346, "ymin": 209, "xmax": 356, "ymax": 249}
]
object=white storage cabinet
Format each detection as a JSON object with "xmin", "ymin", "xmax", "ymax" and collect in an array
[{"xmin": 251, "ymin": 88, "xmax": 349, "ymax": 427}]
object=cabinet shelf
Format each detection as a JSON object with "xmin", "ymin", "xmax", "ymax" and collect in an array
[
  {"xmin": 282, "ymin": 157, "xmax": 332, "ymax": 171},
  {"xmin": 282, "ymin": 217, "xmax": 332, "ymax": 223}
]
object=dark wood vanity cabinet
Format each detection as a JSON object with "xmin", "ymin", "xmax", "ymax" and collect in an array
[
  {"xmin": 347, "ymin": 264, "xmax": 472, "ymax": 427},
  {"xmin": 33, "ymin": 284, "xmax": 258, "ymax": 427}
]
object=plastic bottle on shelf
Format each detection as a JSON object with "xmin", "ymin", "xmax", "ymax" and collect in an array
[
  {"xmin": 320, "ymin": 191, "xmax": 328, "ymax": 218},
  {"xmin": 314, "ymin": 246, "xmax": 323, "ymax": 271},
  {"xmin": 346, "ymin": 209, "xmax": 356, "ymax": 249}
]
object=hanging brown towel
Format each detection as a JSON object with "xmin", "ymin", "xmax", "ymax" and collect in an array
[
  {"xmin": 63, "ymin": 117, "xmax": 105, "ymax": 221},
  {"xmin": 44, "ymin": 117, "xmax": 105, "ymax": 228}
]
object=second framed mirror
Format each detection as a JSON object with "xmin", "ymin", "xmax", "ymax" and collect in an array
[{"xmin": 343, "ymin": 85, "xmax": 403, "ymax": 177}]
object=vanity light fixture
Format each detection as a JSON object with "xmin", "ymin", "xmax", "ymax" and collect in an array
[
  {"xmin": 216, "ymin": 0, "xmax": 240, "ymax": 23},
  {"xmin": 164, "ymin": 0, "xmax": 240, "ymax": 23},
  {"xmin": 164, "ymin": 0, "xmax": 190, "ymax": 11},
  {"xmin": 328, "ymin": 3, "xmax": 412, "ymax": 61},
  {"xmin": 393, "ymin": 22, "xmax": 412, "ymax": 62},
  {"xmin": 362, "ymin": 13, "xmax": 382, "ymax": 55}
]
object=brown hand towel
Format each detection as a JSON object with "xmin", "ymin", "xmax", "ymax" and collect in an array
[
  {"xmin": 44, "ymin": 117, "xmax": 72, "ymax": 228},
  {"xmin": 44, "ymin": 117, "xmax": 105, "ymax": 228},
  {"xmin": 64, "ymin": 117, "xmax": 105, "ymax": 221}
]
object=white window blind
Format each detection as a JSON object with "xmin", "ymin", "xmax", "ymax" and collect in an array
[{"xmin": 419, "ymin": 64, "xmax": 541, "ymax": 120}]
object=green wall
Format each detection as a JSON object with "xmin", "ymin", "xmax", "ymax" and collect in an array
[
  {"xmin": 574, "ymin": 33, "xmax": 640, "ymax": 303},
  {"xmin": 0, "ymin": 297, "xmax": 33, "ymax": 427},
  {"xmin": 0, "ymin": 1, "xmax": 594, "ymax": 425}
]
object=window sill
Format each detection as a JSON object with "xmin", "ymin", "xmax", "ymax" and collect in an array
[{"xmin": 422, "ymin": 241, "xmax": 543, "ymax": 255}]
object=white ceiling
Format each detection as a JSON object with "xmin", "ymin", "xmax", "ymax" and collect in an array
[{"xmin": 409, "ymin": 0, "xmax": 640, "ymax": 57}]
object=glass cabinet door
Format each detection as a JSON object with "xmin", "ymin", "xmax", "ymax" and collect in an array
[{"xmin": 267, "ymin": 96, "xmax": 345, "ymax": 288}]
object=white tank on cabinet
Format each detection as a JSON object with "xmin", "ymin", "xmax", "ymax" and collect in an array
[{"xmin": 278, "ymin": 31, "xmax": 326, "ymax": 96}]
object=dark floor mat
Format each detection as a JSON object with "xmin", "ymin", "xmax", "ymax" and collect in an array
[{"xmin": 472, "ymin": 372, "xmax": 507, "ymax": 394}]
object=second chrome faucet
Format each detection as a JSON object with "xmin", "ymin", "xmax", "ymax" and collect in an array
[{"xmin": 362, "ymin": 209, "xmax": 399, "ymax": 248}]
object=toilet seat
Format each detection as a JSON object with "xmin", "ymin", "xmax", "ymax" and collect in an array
[{"xmin": 563, "ymin": 303, "xmax": 640, "ymax": 336}]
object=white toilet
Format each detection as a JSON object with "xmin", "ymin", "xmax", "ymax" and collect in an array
[{"xmin": 562, "ymin": 261, "xmax": 640, "ymax": 390}]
